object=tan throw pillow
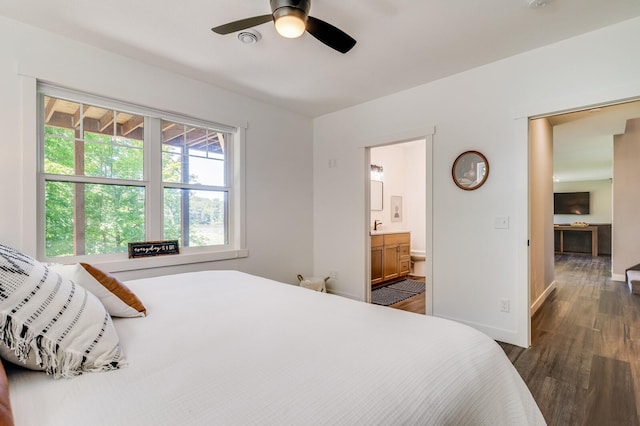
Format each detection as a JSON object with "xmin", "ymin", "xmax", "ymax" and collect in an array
[
  {"xmin": 0, "ymin": 359, "xmax": 14, "ymax": 426},
  {"xmin": 50, "ymin": 263, "xmax": 146, "ymax": 318},
  {"xmin": 0, "ymin": 243, "xmax": 127, "ymax": 379}
]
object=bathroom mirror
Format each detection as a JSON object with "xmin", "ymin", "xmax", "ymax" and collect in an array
[
  {"xmin": 371, "ymin": 180, "xmax": 383, "ymax": 211},
  {"xmin": 452, "ymin": 150, "xmax": 489, "ymax": 191}
]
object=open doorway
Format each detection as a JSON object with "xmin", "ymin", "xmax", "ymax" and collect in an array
[
  {"xmin": 529, "ymin": 99, "xmax": 640, "ymax": 331},
  {"xmin": 367, "ymin": 139, "xmax": 428, "ymax": 314}
]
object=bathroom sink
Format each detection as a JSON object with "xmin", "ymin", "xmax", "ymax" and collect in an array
[{"xmin": 369, "ymin": 230, "xmax": 410, "ymax": 236}]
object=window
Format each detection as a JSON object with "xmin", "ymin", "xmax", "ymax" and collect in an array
[
  {"xmin": 161, "ymin": 120, "xmax": 228, "ymax": 247},
  {"xmin": 38, "ymin": 85, "xmax": 241, "ymax": 264}
]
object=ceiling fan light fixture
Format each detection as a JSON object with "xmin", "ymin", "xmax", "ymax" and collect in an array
[
  {"xmin": 212, "ymin": 0, "xmax": 355, "ymax": 53},
  {"xmin": 274, "ymin": 7, "xmax": 307, "ymax": 38}
]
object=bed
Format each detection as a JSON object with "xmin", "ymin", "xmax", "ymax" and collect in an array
[{"xmin": 4, "ymin": 268, "xmax": 545, "ymax": 425}]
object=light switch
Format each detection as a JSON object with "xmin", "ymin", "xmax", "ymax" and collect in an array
[{"xmin": 495, "ymin": 216, "xmax": 509, "ymax": 229}]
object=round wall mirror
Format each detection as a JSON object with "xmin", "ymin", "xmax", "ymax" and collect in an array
[{"xmin": 452, "ymin": 151, "xmax": 489, "ymax": 190}]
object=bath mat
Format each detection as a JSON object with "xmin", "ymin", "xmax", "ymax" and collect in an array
[{"xmin": 371, "ymin": 287, "xmax": 415, "ymax": 306}]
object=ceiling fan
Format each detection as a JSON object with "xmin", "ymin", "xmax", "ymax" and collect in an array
[{"xmin": 211, "ymin": 0, "xmax": 356, "ymax": 54}]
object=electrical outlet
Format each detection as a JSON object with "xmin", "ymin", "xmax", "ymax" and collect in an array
[
  {"xmin": 329, "ymin": 270, "xmax": 338, "ymax": 279},
  {"xmin": 500, "ymin": 299, "xmax": 510, "ymax": 313}
]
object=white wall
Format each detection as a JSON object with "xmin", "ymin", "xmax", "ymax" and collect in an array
[
  {"xmin": 313, "ymin": 17, "xmax": 640, "ymax": 347},
  {"xmin": 370, "ymin": 145, "xmax": 406, "ymax": 232},
  {"xmin": 0, "ymin": 17, "xmax": 314, "ymax": 285},
  {"xmin": 404, "ymin": 141, "xmax": 427, "ymax": 255},
  {"xmin": 553, "ymin": 180, "xmax": 613, "ymax": 224},
  {"xmin": 370, "ymin": 140, "xmax": 426, "ymax": 252}
]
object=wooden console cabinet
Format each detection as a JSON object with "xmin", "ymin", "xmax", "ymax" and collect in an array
[
  {"xmin": 554, "ymin": 225, "xmax": 598, "ymax": 256},
  {"xmin": 553, "ymin": 223, "xmax": 611, "ymax": 256},
  {"xmin": 371, "ymin": 232, "xmax": 410, "ymax": 286}
]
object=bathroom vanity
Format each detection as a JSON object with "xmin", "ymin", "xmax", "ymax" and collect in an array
[{"xmin": 371, "ymin": 231, "xmax": 410, "ymax": 286}]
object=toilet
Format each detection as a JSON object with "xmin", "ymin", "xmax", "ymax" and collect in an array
[{"xmin": 410, "ymin": 250, "xmax": 426, "ymax": 277}]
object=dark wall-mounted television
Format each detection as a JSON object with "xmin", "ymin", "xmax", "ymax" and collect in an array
[{"xmin": 554, "ymin": 192, "xmax": 590, "ymax": 215}]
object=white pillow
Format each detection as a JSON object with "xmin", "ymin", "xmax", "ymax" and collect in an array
[
  {"xmin": 0, "ymin": 243, "xmax": 127, "ymax": 379},
  {"xmin": 49, "ymin": 263, "xmax": 146, "ymax": 318}
]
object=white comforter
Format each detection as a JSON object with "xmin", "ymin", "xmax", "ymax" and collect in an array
[{"xmin": 7, "ymin": 270, "xmax": 545, "ymax": 425}]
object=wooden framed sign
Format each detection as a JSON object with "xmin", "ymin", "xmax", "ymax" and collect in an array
[{"xmin": 128, "ymin": 240, "xmax": 180, "ymax": 258}]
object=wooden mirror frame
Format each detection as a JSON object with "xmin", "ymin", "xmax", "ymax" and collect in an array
[{"xmin": 452, "ymin": 150, "xmax": 490, "ymax": 191}]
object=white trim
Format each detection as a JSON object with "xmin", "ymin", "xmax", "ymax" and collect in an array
[
  {"xmin": 25, "ymin": 81, "xmax": 247, "ymax": 270},
  {"xmin": 363, "ymin": 125, "xmax": 435, "ymax": 315},
  {"xmin": 425, "ymin": 134, "xmax": 434, "ymax": 316},
  {"xmin": 20, "ymin": 75, "xmax": 38, "ymax": 256},
  {"xmin": 437, "ymin": 314, "xmax": 521, "ymax": 345},
  {"xmin": 515, "ymin": 116, "xmax": 531, "ymax": 348},
  {"xmin": 513, "ymin": 80, "xmax": 640, "ymax": 121},
  {"xmin": 231, "ymin": 127, "xmax": 247, "ymax": 250},
  {"xmin": 89, "ymin": 248, "xmax": 249, "ymax": 274},
  {"xmin": 521, "ymin": 89, "xmax": 640, "ymax": 349},
  {"xmin": 364, "ymin": 149, "xmax": 372, "ymax": 303},
  {"xmin": 17, "ymin": 63, "xmax": 248, "ymax": 130},
  {"xmin": 146, "ymin": 117, "xmax": 163, "ymax": 240},
  {"xmin": 38, "ymin": 83, "xmax": 238, "ymax": 134},
  {"xmin": 530, "ymin": 280, "xmax": 557, "ymax": 316},
  {"xmin": 612, "ymin": 273, "xmax": 625, "ymax": 282},
  {"xmin": 326, "ymin": 288, "xmax": 359, "ymax": 300},
  {"xmin": 42, "ymin": 174, "xmax": 146, "ymax": 186},
  {"xmin": 358, "ymin": 126, "xmax": 436, "ymax": 149}
]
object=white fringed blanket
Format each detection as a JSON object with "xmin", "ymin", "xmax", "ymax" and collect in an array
[{"xmin": 7, "ymin": 270, "xmax": 545, "ymax": 425}]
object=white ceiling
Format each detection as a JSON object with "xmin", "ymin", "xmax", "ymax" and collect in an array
[
  {"xmin": 2, "ymin": 0, "xmax": 640, "ymax": 182},
  {"xmin": 551, "ymin": 100, "xmax": 640, "ymax": 182},
  {"xmin": 1, "ymin": 0, "xmax": 640, "ymax": 118}
]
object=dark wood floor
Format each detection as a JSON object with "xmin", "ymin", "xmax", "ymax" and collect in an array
[
  {"xmin": 500, "ymin": 254, "xmax": 640, "ymax": 425},
  {"xmin": 387, "ymin": 275, "xmax": 426, "ymax": 314}
]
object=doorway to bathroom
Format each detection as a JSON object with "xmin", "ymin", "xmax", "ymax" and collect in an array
[{"xmin": 368, "ymin": 139, "xmax": 428, "ymax": 314}]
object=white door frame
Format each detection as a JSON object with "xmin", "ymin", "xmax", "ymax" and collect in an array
[{"xmin": 364, "ymin": 131, "xmax": 434, "ymax": 315}]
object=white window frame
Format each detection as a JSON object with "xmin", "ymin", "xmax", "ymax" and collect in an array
[{"xmin": 36, "ymin": 84, "xmax": 247, "ymax": 272}]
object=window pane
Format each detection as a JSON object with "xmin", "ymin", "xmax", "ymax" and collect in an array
[
  {"xmin": 164, "ymin": 188, "xmax": 227, "ymax": 247},
  {"xmin": 44, "ymin": 96, "xmax": 80, "ymax": 131},
  {"xmin": 115, "ymin": 111, "xmax": 144, "ymax": 143},
  {"xmin": 43, "ymin": 96, "xmax": 144, "ymax": 180},
  {"xmin": 44, "ymin": 127, "xmax": 75, "ymax": 175},
  {"xmin": 84, "ymin": 132, "xmax": 144, "ymax": 180},
  {"xmin": 44, "ymin": 181, "xmax": 75, "ymax": 257},
  {"xmin": 45, "ymin": 181, "xmax": 145, "ymax": 257},
  {"xmin": 162, "ymin": 120, "xmax": 226, "ymax": 186}
]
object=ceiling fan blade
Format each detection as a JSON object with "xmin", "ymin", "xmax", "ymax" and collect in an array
[
  {"xmin": 211, "ymin": 14, "xmax": 272, "ymax": 35},
  {"xmin": 306, "ymin": 16, "xmax": 356, "ymax": 54}
]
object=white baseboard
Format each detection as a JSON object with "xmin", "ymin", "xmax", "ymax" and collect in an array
[
  {"xmin": 435, "ymin": 314, "xmax": 526, "ymax": 347},
  {"xmin": 530, "ymin": 280, "xmax": 557, "ymax": 316},
  {"xmin": 326, "ymin": 288, "xmax": 361, "ymax": 301},
  {"xmin": 611, "ymin": 273, "xmax": 625, "ymax": 283}
]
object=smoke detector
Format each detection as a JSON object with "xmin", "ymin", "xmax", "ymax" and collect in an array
[
  {"xmin": 528, "ymin": 0, "xmax": 551, "ymax": 8},
  {"xmin": 237, "ymin": 29, "xmax": 261, "ymax": 44}
]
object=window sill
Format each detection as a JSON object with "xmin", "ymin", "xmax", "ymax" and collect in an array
[{"xmin": 81, "ymin": 248, "xmax": 249, "ymax": 274}]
